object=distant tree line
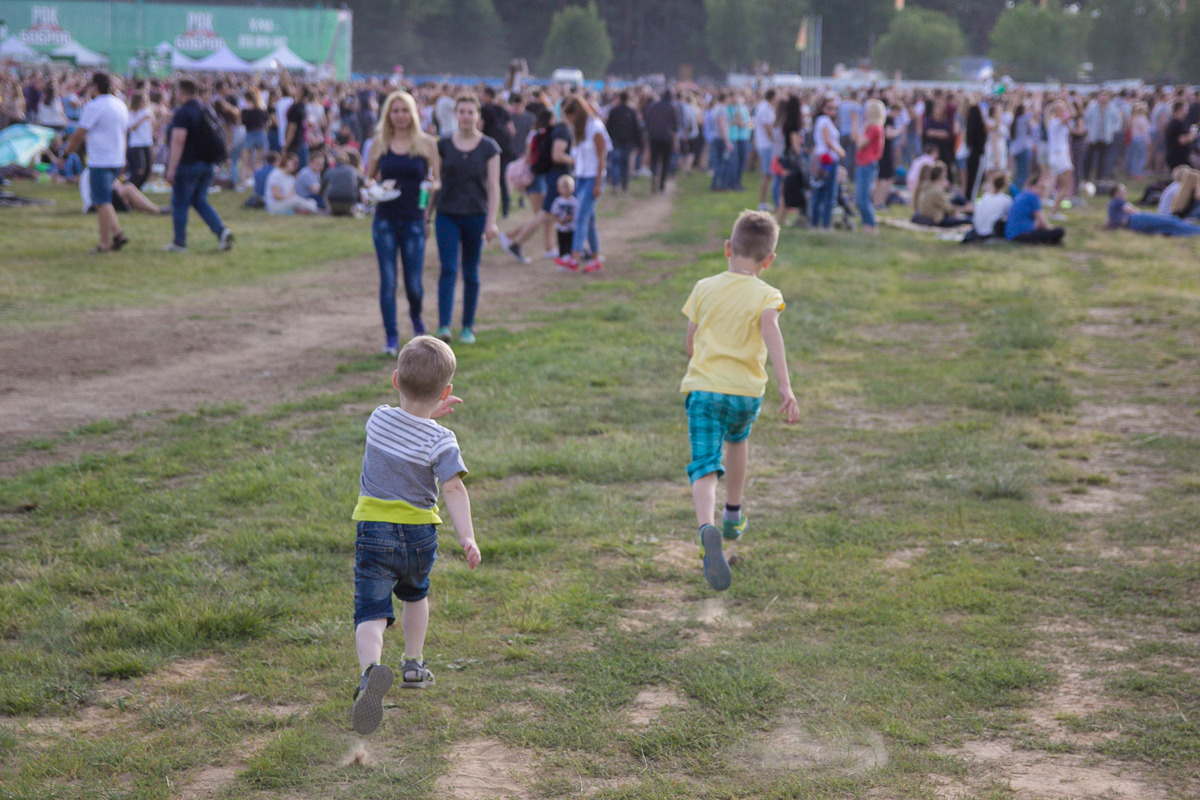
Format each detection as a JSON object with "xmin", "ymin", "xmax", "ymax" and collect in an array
[{"xmin": 167, "ymin": 0, "xmax": 1200, "ymax": 82}]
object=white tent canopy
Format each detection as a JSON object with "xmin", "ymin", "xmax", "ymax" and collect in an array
[
  {"xmin": 248, "ymin": 44, "xmax": 314, "ymax": 74},
  {"xmin": 189, "ymin": 43, "xmax": 253, "ymax": 73},
  {"xmin": 0, "ymin": 36, "xmax": 46, "ymax": 62},
  {"xmin": 51, "ymin": 39, "xmax": 108, "ymax": 67}
]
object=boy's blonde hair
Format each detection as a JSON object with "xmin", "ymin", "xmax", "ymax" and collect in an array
[
  {"xmin": 730, "ymin": 209, "xmax": 779, "ymax": 263},
  {"xmin": 557, "ymin": 174, "xmax": 575, "ymax": 195},
  {"xmin": 396, "ymin": 335, "xmax": 457, "ymax": 402}
]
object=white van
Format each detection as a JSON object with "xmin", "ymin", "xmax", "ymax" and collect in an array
[{"xmin": 551, "ymin": 67, "xmax": 584, "ymax": 87}]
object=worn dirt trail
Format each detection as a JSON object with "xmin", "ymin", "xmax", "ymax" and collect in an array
[{"xmin": 0, "ymin": 189, "xmax": 676, "ymax": 469}]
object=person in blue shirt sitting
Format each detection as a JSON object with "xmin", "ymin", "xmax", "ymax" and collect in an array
[{"xmin": 1005, "ymin": 171, "xmax": 1065, "ymax": 245}]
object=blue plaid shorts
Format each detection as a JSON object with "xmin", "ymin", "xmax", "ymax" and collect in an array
[{"xmin": 685, "ymin": 390, "xmax": 764, "ymax": 483}]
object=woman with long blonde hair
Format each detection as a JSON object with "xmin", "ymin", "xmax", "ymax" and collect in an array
[
  {"xmin": 366, "ymin": 90, "xmax": 441, "ymax": 354},
  {"xmin": 852, "ymin": 98, "xmax": 886, "ymax": 233},
  {"xmin": 1169, "ymin": 168, "xmax": 1200, "ymax": 219}
]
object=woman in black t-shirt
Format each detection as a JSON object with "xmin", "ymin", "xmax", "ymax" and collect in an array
[
  {"xmin": 434, "ymin": 92, "xmax": 501, "ymax": 346},
  {"xmin": 366, "ymin": 90, "xmax": 441, "ymax": 355},
  {"xmin": 241, "ymin": 88, "xmax": 268, "ymax": 188}
]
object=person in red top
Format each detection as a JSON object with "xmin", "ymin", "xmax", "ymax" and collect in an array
[{"xmin": 853, "ymin": 99, "xmax": 886, "ymax": 234}]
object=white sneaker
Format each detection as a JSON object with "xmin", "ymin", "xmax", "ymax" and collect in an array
[
  {"xmin": 757, "ymin": 202, "xmax": 771, "ymax": 211},
  {"xmin": 498, "ymin": 231, "xmax": 513, "ymax": 250},
  {"xmin": 542, "ymin": 249, "xmax": 559, "ymax": 260},
  {"xmin": 162, "ymin": 242, "xmax": 187, "ymax": 253},
  {"xmin": 219, "ymin": 228, "xmax": 234, "ymax": 251},
  {"xmin": 1048, "ymin": 212, "xmax": 1068, "ymax": 222}
]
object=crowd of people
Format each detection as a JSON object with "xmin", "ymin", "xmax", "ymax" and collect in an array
[{"xmin": 5, "ymin": 64, "xmax": 1200, "ymax": 345}]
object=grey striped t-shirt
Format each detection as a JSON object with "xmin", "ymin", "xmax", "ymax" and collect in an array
[{"xmin": 353, "ymin": 405, "xmax": 467, "ymax": 523}]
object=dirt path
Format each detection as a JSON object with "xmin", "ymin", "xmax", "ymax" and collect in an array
[{"xmin": 0, "ymin": 189, "xmax": 676, "ymax": 461}]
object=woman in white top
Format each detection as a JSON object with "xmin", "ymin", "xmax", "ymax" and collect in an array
[
  {"xmin": 562, "ymin": 95, "xmax": 610, "ymax": 273},
  {"xmin": 36, "ymin": 82, "xmax": 68, "ymax": 130},
  {"xmin": 810, "ymin": 94, "xmax": 845, "ymax": 229},
  {"xmin": 126, "ymin": 91, "xmax": 156, "ymax": 189},
  {"xmin": 1045, "ymin": 100, "xmax": 1073, "ymax": 217}
]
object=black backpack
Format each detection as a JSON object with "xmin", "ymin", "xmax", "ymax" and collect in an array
[
  {"xmin": 193, "ymin": 102, "xmax": 229, "ymax": 164},
  {"xmin": 530, "ymin": 126, "xmax": 556, "ymax": 175}
]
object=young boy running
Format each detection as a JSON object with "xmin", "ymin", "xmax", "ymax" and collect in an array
[
  {"xmin": 681, "ymin": 209, "xmax": 800, "ymax": 591},
  {"xmin": 350, "ymin": 336, "xmax": 482, "ymax": 735}
]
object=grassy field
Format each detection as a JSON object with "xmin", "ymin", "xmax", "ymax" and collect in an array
[{"xmin": 1, "ymin": 175, "xmax": 1199, "ymax": 799}]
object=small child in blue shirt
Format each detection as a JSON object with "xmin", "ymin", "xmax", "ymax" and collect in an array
[
  {"xmin": 550, "ymin": 174, "xmax": 578, "ymax": 263},
  {"xmin": 349, "ymin": 336, "xmax": 481, "ymax": 735}
]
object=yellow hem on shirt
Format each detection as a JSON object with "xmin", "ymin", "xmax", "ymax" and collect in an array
[{"xmin": 352, "ymin": 496, "xmax": 442, "ymax": 525}]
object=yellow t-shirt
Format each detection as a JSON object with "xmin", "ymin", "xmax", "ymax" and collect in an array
[{"xmin": 680, "ymin": 271, "xmax": 785, "ymax": 398}]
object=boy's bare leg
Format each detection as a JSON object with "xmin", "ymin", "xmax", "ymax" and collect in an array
[
  {"xmin": 691, "ymin": 472, "xmax": 718, "ymax": 528},
  {"xmin": 401, "ymin": 598, "xmax": 429, "ymax": 658},
  {"xmin": 355, "ymin": 618, "xmax": 387, "ymax": 671},
  {"xmin": 723, "ymin": 440, "xmax": 748, "ymax": 508}
]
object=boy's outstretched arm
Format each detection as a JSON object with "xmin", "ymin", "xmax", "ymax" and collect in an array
[
  {"xmin": 442, "ymin": 475, "xmax": 481, "ymax": 569},
  {"xmin": 685, "ymin": 321, "xmax": 697, "ymax": 358},
  {"xmin": 761, "ymin": 308, "xmax": 800, "ymax": 424}
]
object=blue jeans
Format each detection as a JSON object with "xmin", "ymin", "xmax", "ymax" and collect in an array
[
  {"xmin": 854, "ymin": 160, "xmax": 878, "ymax": 228},
  {"xmin": 435, "ymin": 212, "xmax": 486, "ymax": 330},
  {"xmin": 709, "ymin": 139, "xmax": 728, "ymax": 190},
  {"xmin": 811, "ymin": 158, "xmax": 839, "ymax": 228},
  {"xmin": 572, "ymin": 177, "xmax": 601, "ymax": 255},
  {"xmin": 171, "ymin": 161, "xmax": 225, "ymax": 247},
  {"xmin": 607, "ymin": 147, "xmax": 629, "ymax": 191},
  {"xmin": 1128, "ymin": 213, "xmax": 1200, "ymax": 236},
  {"xmin": 353, "ymin": 521, "xmax": 439, "ymax": 624},
  {"xmin": 373, "ymin": 216, "xmax": 427, "ymax": 339},
  {"xmin": 1125, "ymin": 136, "xmax": 1148, "ymax": 177},
  {"xmin": 1013, "ymin": 150, "xmax": 1032, "ymax": 194},
  {"xmin": 732, "ymin": 139, "xmax": 750, "ymax": 188}
]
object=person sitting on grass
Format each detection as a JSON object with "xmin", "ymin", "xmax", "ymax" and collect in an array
[
  {"xmin": 1106, "ymin": 183, "xmax": 1200, "ymax": 237},
  {"xmin": 913, "ymin": 164, "xmax": 972, "ymax": 227},
  {"xmin": 266, "ymin": 152, "xmax": 321, "ymax": 215},
  {"xmin": 246, "ymin": 151, "xmax": 279, "ymax": 209},
  {"xmin": 680, "ymin": 210, "xmax": 800, "ymax": 593},
  {"xmin": 1004, "ymin": 171, "xmax": 1065, "ymax": 245},
  {"xmin": 79, "ymin": 168, "xmax": 169, "ymax": 215},
  {"xmin": 296, "ymin": 149, "xmax": 328, "ymax": 212},
  {"xmin": 321, "ymin": 149, "xmax": 365, "ymax": 217},
  {"xmin": 349, "ymin": 335, "xmax": 481, "ymax": 735},
  {"xmin": 966, "ymin": 172, "xmax": 1012, "ymax": 241}
]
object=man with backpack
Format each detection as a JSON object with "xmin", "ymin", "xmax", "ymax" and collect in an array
[{"xmin": 163, "ymin": 78, "xmax": 234, "ymax": 253}]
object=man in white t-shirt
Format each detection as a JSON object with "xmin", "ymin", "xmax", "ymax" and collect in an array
[
  {"xmin": 58, "ymin": 72, "xmax": 129, "ymax": 253},
  {"xmin": 752, "ymin": 89, "xmax": 777, "ymax": 211},
  {"xmin": 434, "ymin": 85, "xmax": 457, "ymax": 138}
]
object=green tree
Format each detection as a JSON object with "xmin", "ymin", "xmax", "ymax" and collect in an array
[
  {"xmin": 1084, "ymin": 0, "xmax": 1171, "ymax": 81},
  {"xmin": 704, "ymin": 0, "xmax": 758, "ymax": 72},
  {"xmin": 1174, "ymin": 4, "xmax": 1200, "ymax": 81},
  {"xmin": 873, "ymin": 7, "xmax": 965, "ymax": 79},
  {"xmin": 539, "ymin": 2, "xmax": 614, "ymax": 78},
  {"xmin": 808, "ymin": 0, "xmax": 893, "ymax": 69},
  {"xmin": 753, "ymin": 0, "xmax": 809, "ymax": 74},
  {"xmin": 989, "ymin": 1, "xmax": 1085, "ymax": 83},
  {"xmin": 422, "ymin": 0, "xmax": 508, "ymax": 74}
]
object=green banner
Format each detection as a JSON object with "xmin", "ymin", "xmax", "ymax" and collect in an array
[{"xmin": 0, "ymin": 1, "xmax": 352, "ymax": 79}]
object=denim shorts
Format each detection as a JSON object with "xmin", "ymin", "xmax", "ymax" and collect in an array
[
  {"xmin": 685, "ymin": 390, "xmax": 763, "ymax": 483},
  {"xmin": 89, "ymin": 166, "xmax": 119, "ymax": 207},
  {"xmin": 353, "ymin": 521, "xmax": 439, "ymax": 626}
]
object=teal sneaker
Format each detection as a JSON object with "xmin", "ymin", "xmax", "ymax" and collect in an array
[
  {"xmin": 458, "ymin": 328, "xmax": 476, "ymax": 345},
  {"xmin": 722, "ymin": 514, "xmax": 748, "ymax": 540},
  {"xmin": 435, "ymin": 326, "xmax": 453, "ymax": 343},
  {"xmin": 699, "ymin": 524, "xmax": 731, "ymax": 591}
]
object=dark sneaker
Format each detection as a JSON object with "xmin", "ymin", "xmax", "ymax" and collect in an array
[
  {"xmin": 400, "ymin": 658, "xmax": 435, "ymax": 689},
  {"xmin": 700, "ymin": 524, "xmax": 731, "ymax": 591},
  {"xmin": 722, "ymin": 515, "xmax": 748, "ymax": 541},
  {"xmin": 351, "ymin": 663, "xmax": 393, "ymax": 735}
]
